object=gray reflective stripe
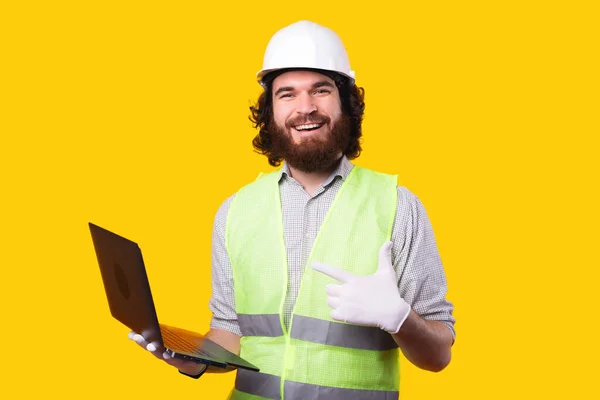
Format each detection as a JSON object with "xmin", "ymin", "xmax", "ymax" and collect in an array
[
  {"xmin": 238, "ymin": 314, "xmax": 283, "ymax": 337},
  {"xmin": 235, "ymin": 371, "xmax": 398, "ymax": 400},
  {"xmin": 285, "ymin": 381, "xmax": 399, "ymax": 400},
  {"xmin": 290, "ymin": 315, "xmax": 399, "ymax": 351},
  {"xmin": 235, "ymin": 369, "xmax": 281, "ymax": 399},
  {"xmin": 238, "ymin": 314, "xmax": 398, "ymax": 350}
]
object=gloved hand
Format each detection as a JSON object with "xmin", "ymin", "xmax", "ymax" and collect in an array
[
  {"xmin": 128, "ymin": 331, "xmax": 208, "ymax": 377},
  {"xmin": 310, "ymin": 241, "xmax": 411, "ymax": 334}
]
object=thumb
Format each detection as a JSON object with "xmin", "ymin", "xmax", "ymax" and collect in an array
[{"xmin": 377, "ymin": 241, "xmax": 394, "ymax": 273}]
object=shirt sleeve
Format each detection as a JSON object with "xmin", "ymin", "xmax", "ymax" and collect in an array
[
  {"xmin": 208, "ymin": 194, "xmax": 242, "ymax": 336},
  {"xmin": 392, "ymin": 186, "xmax": 456, "ymax": 342}
]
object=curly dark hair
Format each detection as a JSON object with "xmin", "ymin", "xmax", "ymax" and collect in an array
[{"xmin": 249, "ymin": 69, "xmax": 366, "ymax": 167}]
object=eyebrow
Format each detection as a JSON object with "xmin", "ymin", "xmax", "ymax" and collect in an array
[{"xmin": 274, "ymin": 80, "xmax": 335, "ymax": 97}]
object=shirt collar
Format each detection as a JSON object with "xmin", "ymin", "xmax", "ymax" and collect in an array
[{"xmin": 279, "ymin": 155, "xmax": 354, "ymax": 186}]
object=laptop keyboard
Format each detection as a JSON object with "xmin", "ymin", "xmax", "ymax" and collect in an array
[{"xmin": 160, "ymin": 325, "xmax": 210, "ymax": 356}]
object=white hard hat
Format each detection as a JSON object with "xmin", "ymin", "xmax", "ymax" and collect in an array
[{"xmin": 257, "ymin": 20, "xmax": 356, "ymax": 87}]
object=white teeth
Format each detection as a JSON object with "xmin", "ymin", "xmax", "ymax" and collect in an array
[{"xmin": 295, "ymin": 123, "xmax": 321, "ymax": 131}]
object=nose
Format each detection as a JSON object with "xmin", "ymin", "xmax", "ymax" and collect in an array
[{"xmin": 295, "ymin": 92, "xmax": 317, "ymax": 115}]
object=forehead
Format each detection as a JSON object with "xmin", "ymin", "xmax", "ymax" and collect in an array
[{"xmin": 271, "ymin": 70, "xmax": 335, "ymax": 91}]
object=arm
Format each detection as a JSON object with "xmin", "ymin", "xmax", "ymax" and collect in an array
[
  {"xmin": 205, "ymin": 328, "xmax": 241, "ymax": 355},
  {"xmin": 391, "ymin": 311, "xmax": 453, "ymax": 372},
  {"xmin": 391, "ymin": 187, "xmax": 456, "ymax": 372},
  {"xmin": 176, "ymin": 328, "xmax": 241, "ymax": 375},
  {"xmin": 128, "ymin": 328, "xmax": 240, "ymax": 376},
  {"xmin": 201, "ymin": 194, "xmax": 244, "ymax": 375},
  {"xmin": 311, "ymin": 187, "xmax": 456, "ymax": 373},
  {"xmin": 132, "ymin": 195, "xmax": 244, "ymax": 378},
  {"xmin": 161, "ymin": 196, "xmax": 243, "ymax": 377},
  {"xmin": 311, "ymin": 238, "xmax": 454, "ymax": 373}
]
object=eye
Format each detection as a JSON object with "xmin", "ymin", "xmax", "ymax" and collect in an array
[
  {"xmin": 314, "ymin": 89, "xmax": 330, "ymax": 95},
  {"xmin": 280, "ymin": 93, "xmax": 293, "ymax": 99}
]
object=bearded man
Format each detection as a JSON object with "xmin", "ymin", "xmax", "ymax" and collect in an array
[{"xmin": 130, "ymin": 20, "xmax": 456, "ymax": 400}]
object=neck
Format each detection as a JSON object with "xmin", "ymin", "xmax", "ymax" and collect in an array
[{"xmin": 287, "ymin": 156, "xmax": 342, "ymax": 196}]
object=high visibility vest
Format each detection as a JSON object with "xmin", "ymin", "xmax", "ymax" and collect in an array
[{"xmin": 226, "ymin": 166, "xmax": 400, "ymax": 400}]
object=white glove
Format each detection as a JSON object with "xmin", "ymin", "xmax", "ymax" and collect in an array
[
  {"xmin": 128, "ymin": 331, "xmax": 208, "ymax": 377},
  {"xmin": 310, "ymin": 241, "xmax": 411, "ymax": 334}
]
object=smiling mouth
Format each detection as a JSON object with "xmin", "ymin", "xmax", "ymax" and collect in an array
[{"xmin": 293, "ymin": 123, "xmax": 324, "ymax": 133}]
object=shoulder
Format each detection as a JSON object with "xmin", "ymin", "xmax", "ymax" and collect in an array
[
  {"xmin": 214, "ymin": 169, "xmax": 281, "ymax": 227},
  {"xmin": 391, "ymin": 186, "xmax": 420, "ymax": 231},
  {"xmin": 223, "ymin": 170, "xmax": 281, "ymax": 206},
  {"xmin": 354, "ymin": 165, "xmax": 419, "ymax": 204},
  {"xmin": 395, "ymin": 185, "xmax": 420, "ymax": 208},
  {"xmin": 392, "ymin": 185, "xmax": 437, "ymax": 241},
  {"xmin": 348, "ymin": 165, "xmax": 398, "ymax": 192},
  {"xmin": 214, "ymin": 193, "xmax": 236, "ymax": 232}
]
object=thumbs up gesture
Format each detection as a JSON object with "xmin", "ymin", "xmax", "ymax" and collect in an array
[{"xmin": 311, "ymin": 241, "xmax": 411, "ymax": 334}]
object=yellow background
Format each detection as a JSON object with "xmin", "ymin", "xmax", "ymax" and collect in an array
[{"xmin": 1, "ymin": 1, "xmax": 598, "ymax": 398}]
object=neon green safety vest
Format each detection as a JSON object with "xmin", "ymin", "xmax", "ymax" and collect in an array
[{"xmin": 226, "ymin": 165, "xmax": 400, "ymax": 400}]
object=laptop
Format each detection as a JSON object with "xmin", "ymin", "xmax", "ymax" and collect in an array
[{"xmin": 89, "ymin": 222, "xmax": 259, "ymax": 372}]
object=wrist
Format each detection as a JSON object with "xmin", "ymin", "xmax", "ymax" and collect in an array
[
  {"xmin": 179, "ymin": 364, "xmax": 208, "ymax": 379},
  {"xmin": 385, "ymin": 298, "xmax": 411, "ymax": 334}
]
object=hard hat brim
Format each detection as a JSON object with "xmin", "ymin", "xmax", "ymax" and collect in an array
[{"xmin": 257, "ymin": 67, "xmax": 355, "ymax": 88}]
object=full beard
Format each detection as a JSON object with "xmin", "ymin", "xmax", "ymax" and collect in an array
[{"xmin": 268, "ymin": 113, "xmax": 351, "ymax": 173}]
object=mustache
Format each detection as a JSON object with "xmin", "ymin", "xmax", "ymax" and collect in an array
[{"xmin": 285, "ymin": 114, "xmax": 331, "ymax": 128}]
